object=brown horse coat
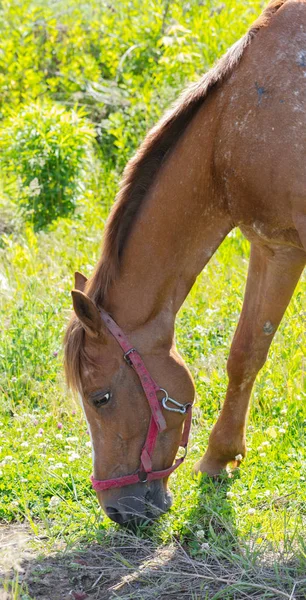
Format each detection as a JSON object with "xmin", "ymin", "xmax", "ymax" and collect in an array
[{"xmin": 65, "ymin": 0, "xmax": 305, "ymax": 524}]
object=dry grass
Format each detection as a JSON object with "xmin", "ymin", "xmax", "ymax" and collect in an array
[{"xmin": 1, "ymin": 524, "xmax": 305, "ymax": 600}]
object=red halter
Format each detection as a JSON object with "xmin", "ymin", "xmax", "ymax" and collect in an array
[{"xmin": 90, "ymin": 310, "xmax": 192, "ymax": 492}]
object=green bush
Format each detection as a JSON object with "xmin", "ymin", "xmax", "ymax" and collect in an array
[{"xmin": 0, "ymin": 102, "xmax": 95, "ymax": 229}]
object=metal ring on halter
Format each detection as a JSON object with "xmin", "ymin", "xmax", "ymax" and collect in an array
[
  {"xmin": 182, "ymin": 445, "xmax": 188, "ymax": 459},
  {"xmin": 138, "ymin": 471, "xmax": 148, "ymax": 483},
  {"xmin": 160, "ymin": 388, "xmax": 190, "ymax": 414}
]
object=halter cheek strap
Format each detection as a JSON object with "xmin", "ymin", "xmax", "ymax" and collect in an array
[{"xmin": 90, "ymin": 310, "xmax": 192, "ymax": 492}]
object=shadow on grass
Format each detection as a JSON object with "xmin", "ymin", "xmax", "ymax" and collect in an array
[{"xmin": 2, "ymin": 473, "xmax": 305, "ymax": 600}]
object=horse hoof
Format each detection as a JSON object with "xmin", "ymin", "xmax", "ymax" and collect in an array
[{"xmin": 192, "ymin": 457, "xmax": 226, "ymax": 477}]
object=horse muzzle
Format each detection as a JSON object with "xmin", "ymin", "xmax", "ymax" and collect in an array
[{"xmin": 98, "ymin": 480, "xmax": 172, "ymax": 527}]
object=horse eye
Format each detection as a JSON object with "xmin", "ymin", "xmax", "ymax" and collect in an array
[{"xmin": 91, "ymin": 391, "xmax": 111, "ymax": 407}]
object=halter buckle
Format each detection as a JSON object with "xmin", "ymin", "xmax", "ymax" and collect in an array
[{"xmin": 124, "ymin": 348, "xmax": 136, "ymax": 367}]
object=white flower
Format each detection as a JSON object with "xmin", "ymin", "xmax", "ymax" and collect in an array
[
  {"xmin": 20, "ymin": 442, "xmax": 29, "ymax": 448},
  {"xmin": 28, "ymin": 178, "xmax": 41, "ymax": 196},
  {"xmin": 49, "ymin": 496, "xmax": 61, "ymax": 509},
  {"xmin": 196, "ymin": 529, "xmax": 205, "ymax": 539},
  {"xmin": 68, "ymin": 452, "xmax": 80, "ymax": 462},
  {"xmin": 67, "ymin": 437, "xmax": 78, "ymax": 442},
  {"xmin": 1, "ymin": 455, "xmax": 14, "ymax": 465},
  {"xmin": 248, "ymin": 508, "xmax": 256, "ymax": 515},
  {"xmin": 55, "ymin": 433, "xmax": 63, "ymax": 439},
  {"xmin": 235, "ymin": 454, "xmax": 243, "ymax": 461},
  {"xmin": 85, "ymin": 441, "xmax": 92, "ymax": 448},
  {"xmin": 200, "ymin": 543, "xmax": 209, "ymax": 551}
]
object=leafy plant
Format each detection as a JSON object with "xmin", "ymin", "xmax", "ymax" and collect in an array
[{"xmin": 0, "ymin": 103, "xmax": 95, "ymax": 229}]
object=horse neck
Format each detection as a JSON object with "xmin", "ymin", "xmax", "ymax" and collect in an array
[{"xmin": 105, "ymin": 102, "xmax": 232, "ymax": 341}]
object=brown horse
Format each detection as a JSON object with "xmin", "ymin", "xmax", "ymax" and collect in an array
[{"xmin": 64, "ymin": 0, "xmax": 306, "ymax": 526}]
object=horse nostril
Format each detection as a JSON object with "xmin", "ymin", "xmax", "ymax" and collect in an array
[{"xmin": 106, "ymin": 506, "xmax": 125, "ymax": 525}]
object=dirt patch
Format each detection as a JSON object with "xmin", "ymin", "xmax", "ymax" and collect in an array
[
  {"xmin": 1, "ymin": 525, "xmax": 305, "ymax": 600},
  {"xmin": 0, "ymin": 524, "xmax": 35, "ymax": 576}
]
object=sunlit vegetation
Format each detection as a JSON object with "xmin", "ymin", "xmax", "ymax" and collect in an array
[{"xmin": 0, "ymin": 1, "xmax": 305, "ymax": 598}]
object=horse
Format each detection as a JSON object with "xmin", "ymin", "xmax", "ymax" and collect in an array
[{"xmin": 64, "ymin": 0, "xmax": 306, "ymax": 526}]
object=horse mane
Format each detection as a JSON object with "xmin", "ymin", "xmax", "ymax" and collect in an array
[{"xmin": 64, "ymin": 0, "xmax": 288, "ymax": 392}]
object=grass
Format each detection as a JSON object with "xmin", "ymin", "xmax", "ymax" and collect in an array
[
  {"xmin": 2, "ymin": 526, "xmax": 305, "ymax": 599},
  {"xmin": 0, "ymin": 0, "xmax": 305, "ymax": 598},
  {"xmin": 0, "ymin": 208, "xmax": 305, "ymax": 598}
]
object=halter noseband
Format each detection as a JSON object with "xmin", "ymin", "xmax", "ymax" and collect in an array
[{"xmin": 90, "ymin": 310, "xmax": 192, "ymax": 492}]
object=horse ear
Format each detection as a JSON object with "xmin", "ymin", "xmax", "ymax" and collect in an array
[
  {"xmin": 71, "ymin": 290, "xmax": 105, "ymax": 339},
  {"xmin": 74, "ymin": 271, "xmax": 88, "ymax": 292}
]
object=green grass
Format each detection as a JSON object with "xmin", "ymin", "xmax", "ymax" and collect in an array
[
  {"xmin": 1, "ymin": 210, "xmax": 305, "ymax": 549},
  {"xmin": 0, "ymin": 0, "xmax": 305, "ymax": 597}
]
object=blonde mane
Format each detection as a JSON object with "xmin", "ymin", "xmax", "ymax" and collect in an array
[{"xmin": 64, "ymin": 0, "xmax": 288, "ymax": 392}]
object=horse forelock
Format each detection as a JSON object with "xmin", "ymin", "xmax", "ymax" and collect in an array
[
  {"xmin": 64, "ymin": 316, "xmax": 101, "ymax": 394},
  {"xmin": 64, "ymin": 317, "xmax": 84, "ymax": 393}
]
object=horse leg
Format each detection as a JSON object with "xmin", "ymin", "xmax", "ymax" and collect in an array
[{"xmin": 194, "ymin": 242, "xmax": 305, "ymax": 476}]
